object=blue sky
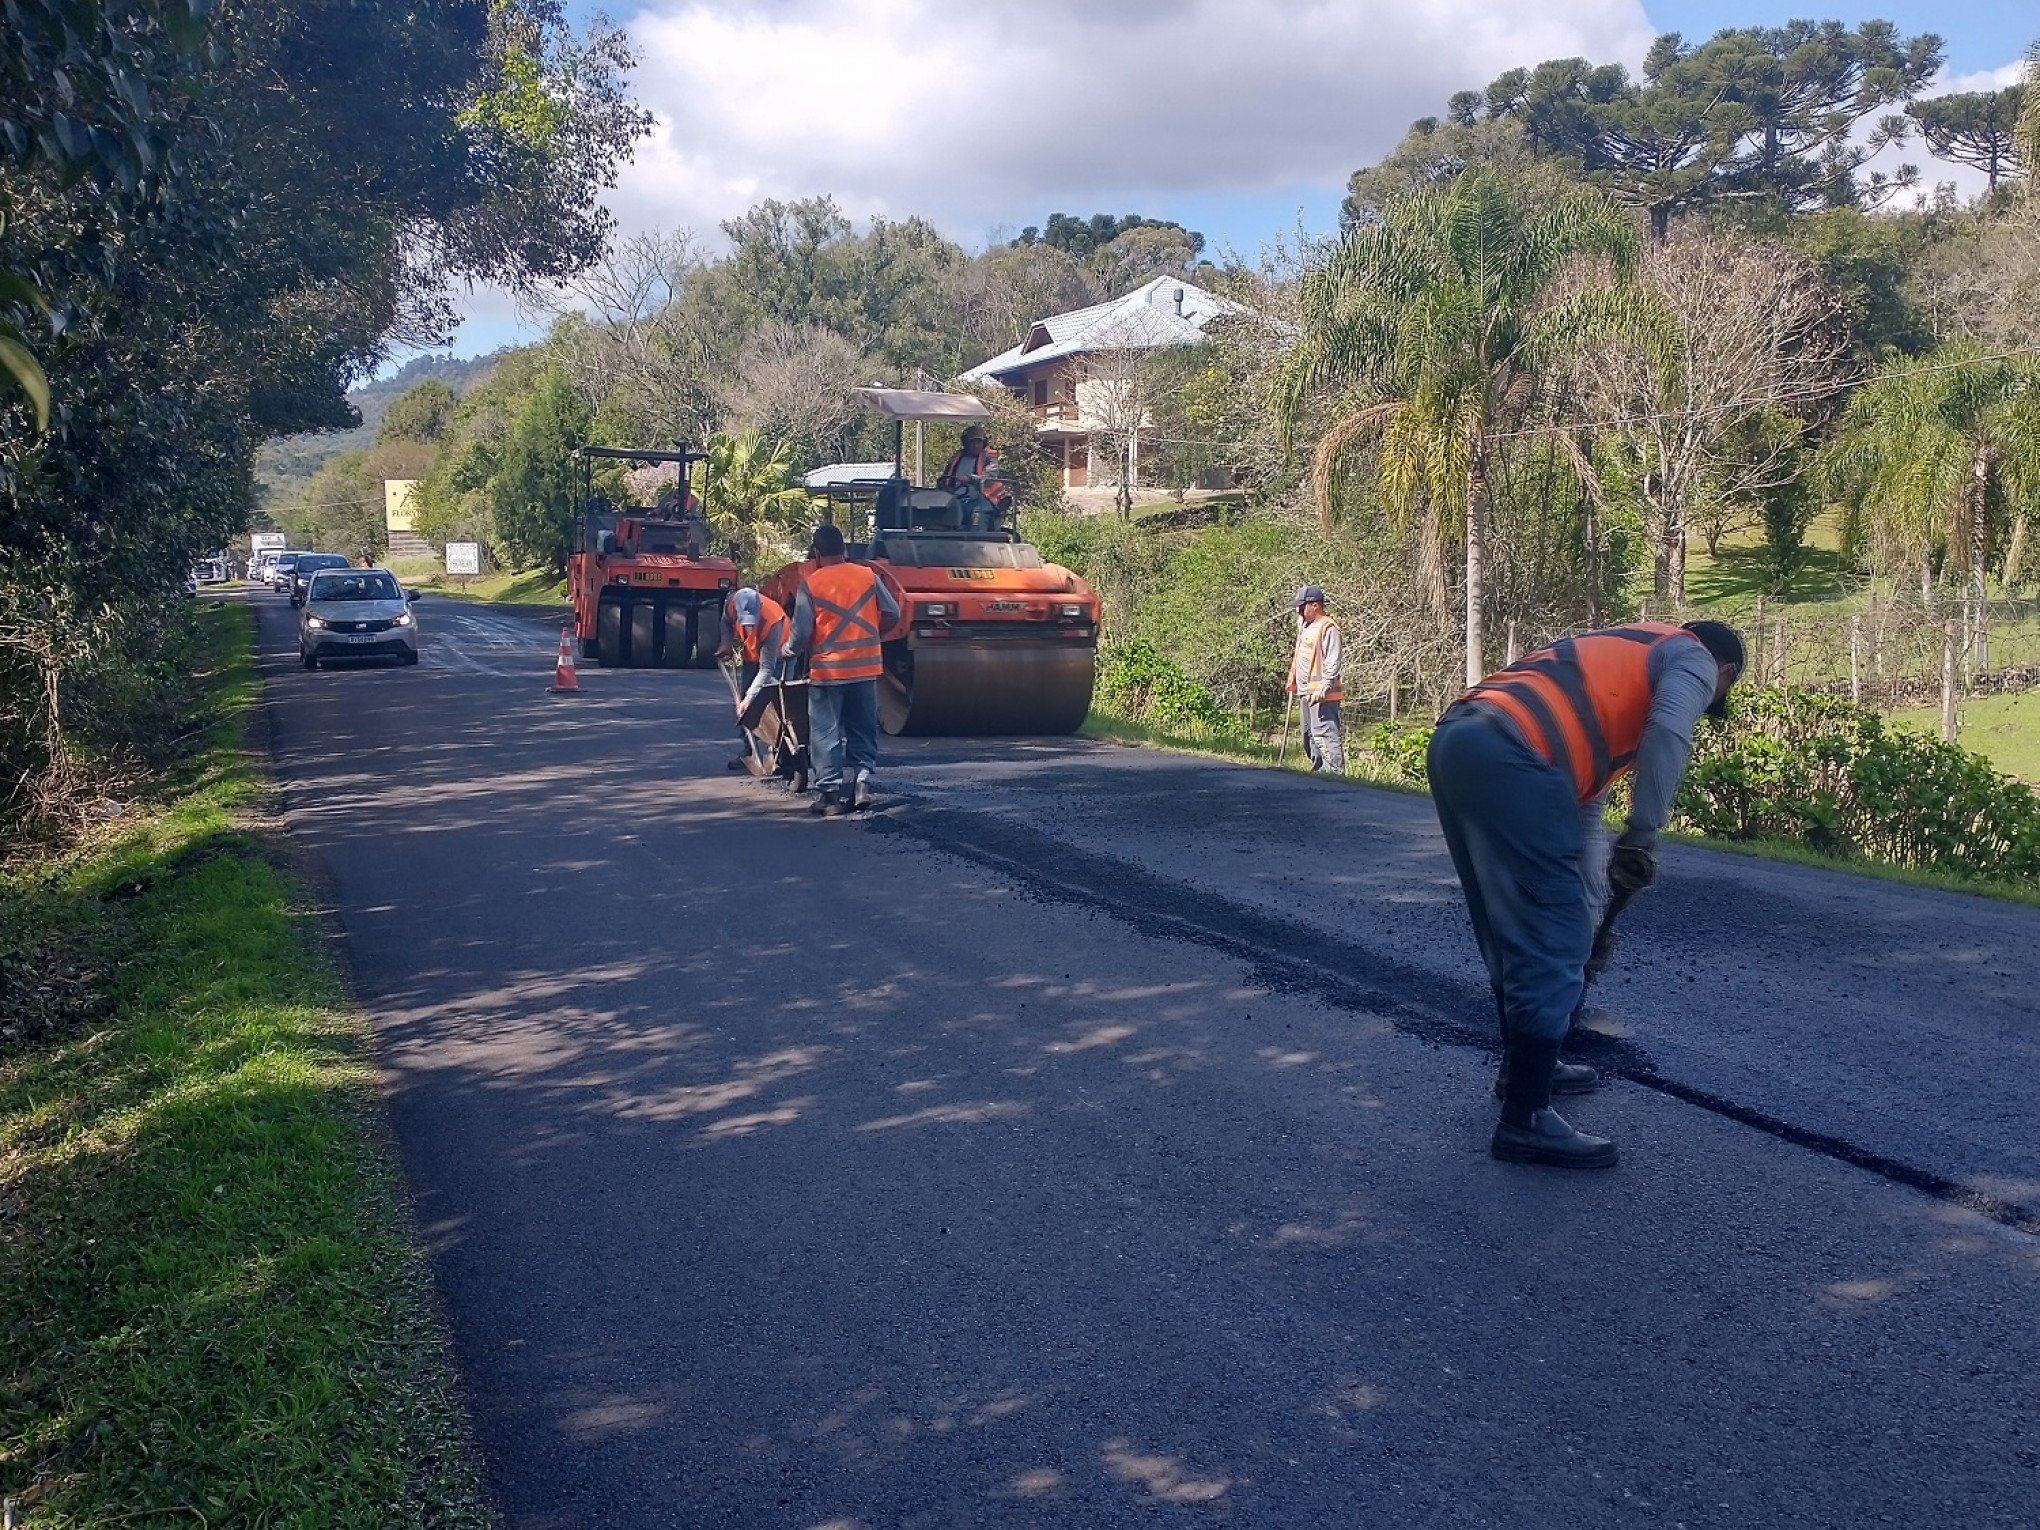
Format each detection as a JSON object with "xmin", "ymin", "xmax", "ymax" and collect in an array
[{"xmin": 419, "ymin": 3, "xmax": 2029, "ymax": 366}]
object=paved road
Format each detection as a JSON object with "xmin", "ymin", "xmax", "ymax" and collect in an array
[{"xmin": 246, "ymin": 589, "xmax": 2040, "ymax": 1528}]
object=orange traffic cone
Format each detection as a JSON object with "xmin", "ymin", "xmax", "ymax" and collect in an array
[{"xmin": 547, "ymin": 626, "xmax": 581, "ymax": 694}]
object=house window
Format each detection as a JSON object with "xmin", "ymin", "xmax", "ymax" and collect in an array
[{"xmin": 1031, "ymin": 378, "xmax": 1049, "ymax": 407}]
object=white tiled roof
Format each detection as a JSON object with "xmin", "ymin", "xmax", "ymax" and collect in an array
[{"xmin": 960, "ymin": 275, "xmax": 1248, "ymax": 384}]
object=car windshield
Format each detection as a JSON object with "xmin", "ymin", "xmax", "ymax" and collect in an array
[
  {"xmin": 310, "ymin": 572, "xmax": 401, "ymax": 602},
  {"xmin": 296, "ymin": 556, "xmax": 348, "ymax": 576},
  {"xmin": 275, "ymin": 553, "xmax": 300, "ymax": 568}
]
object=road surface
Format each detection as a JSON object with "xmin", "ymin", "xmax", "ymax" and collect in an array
[{"xmin": 247, "ymin": 590, "xmax": 2040, "ymax": 1528}]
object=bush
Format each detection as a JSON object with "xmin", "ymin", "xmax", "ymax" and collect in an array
[
  {"xmin": 1096, "ymin": 639, "xmax": 1253, "ymax": 748},
  {"xmin": 1315, "ymin": 688, "xmax": 2040, "ymax": 885},
  {"xmin": 1679, "ymin": 687, "xmax": 2040, "ymax": 881}
]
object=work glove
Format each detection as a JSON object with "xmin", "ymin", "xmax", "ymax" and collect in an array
[
  {"xmin": 1606, "ymin": 830, "xmax": 1658, "ymax": 899},
  {"xmin": 1302, "ymin": 683, "xmax": 1326, "ymax": 705}
]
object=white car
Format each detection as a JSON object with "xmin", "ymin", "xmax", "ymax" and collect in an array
[{"xmin": 299, "ymin": 568, "xmax": 422, "ymax": 668}]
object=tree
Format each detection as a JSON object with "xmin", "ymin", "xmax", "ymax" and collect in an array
[
  {"xmin": 1014, "ymin": 213, "xmax": 1205, "ymax": 264},
  {"xmin": 378, "ymin": 379, "xmax": 460, "ymax": 444},
  {"xmin": 1822, "ymin": 348, "xmax": 2040, "ymax": 660},
  {"xmin": 1571, "ymin": 227, "xmax": 1845, "ymax": 602},
  {"xmin": 1274, "ymin": 169, "xmax": 1662, "ymax": 684},
  {"xmin": 493, "ymin": 367, "xmax": 591, "ymax": 573},
  {"xmin": 1419, "ymin": 23, "xmax": 1944, "ymax": 239},
  {"xmin": 691, "ymin": 432, "xmax": 811, "ymax": 569},
  {"xmin": 1908, "ymin": 87, "xmax": 2026, "ymax": 193},
  {"xmin": 712, "ymin": 320, "xmax": 866, "ymax": 467}
]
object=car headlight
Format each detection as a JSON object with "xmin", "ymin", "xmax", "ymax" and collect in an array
[
  {"xmin": 304, "ymin": 616, "xmax": 327, "ymax": 629},
  {"xmin": 392, "ymin": 611, "xmax": 413, "ymax": 627}
]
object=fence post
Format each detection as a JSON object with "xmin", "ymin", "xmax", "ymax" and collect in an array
[
  {"xmin": 1869, "ymin": 593, "xmax": 1884, "ymax": 690},
  {"xmin": 1941, "ymin": 620, "xmax": 1960, "ymax": 743},
  {"xmin": 1388, "ymin": 671, "xmax": 1400, "ymax": 722},
  {"xmin": 1771, "ymin": 617, "xmax": 1787, "ymax": 687},
  {"xmin": 1848, "ymin": 614, "xmax": 1862, "ymax": 705},
  {"xmin": 1505, "ymin": 618, "xmax": 1520, "ymax": 665}
]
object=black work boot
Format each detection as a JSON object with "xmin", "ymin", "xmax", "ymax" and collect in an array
[
  {"xmin": 1492, "ymin": 1035, "xmax": 1618, "ymax": 1169},
  {"xmin": 1492, "ymin": 1058, "xmax": 1598, "ymax": 1098},
  {"xmin": 809, "ymin": 789, "xmax": 835, "ymax": 816}
]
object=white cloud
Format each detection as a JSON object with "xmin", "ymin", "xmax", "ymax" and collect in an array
[{"xmin": 607, "ymin": 0, "xmax": 1660, "ymax": 245}]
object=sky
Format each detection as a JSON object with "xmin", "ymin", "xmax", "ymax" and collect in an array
[{"xmin": 419, "ymin": 1, "xmax": 2033, "ymax": 365}]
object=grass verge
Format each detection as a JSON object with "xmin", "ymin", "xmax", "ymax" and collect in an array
[
  {"xmin": 1084, "ymin": 703, "xmax": 2039, "ymax": 904},
  {"xmin": 1888, "ymin": 691, "xmax": 2040, "ymax": 785},
  {"xmin": 0, "ymin": 603, "xmax": 489, "ymax": 1527},
  {"xmin": 406, "ymin": 567, "xmax": 567, "ymax": 605}
]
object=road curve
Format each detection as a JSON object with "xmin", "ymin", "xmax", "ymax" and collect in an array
[{"xmin": 244, "ymin": 589, "xmax": 2040, "ymax": 1530}]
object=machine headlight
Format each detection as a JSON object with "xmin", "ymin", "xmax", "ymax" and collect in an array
[
  {"xmin": 304, "ymin": 616, "xmax": 327, "ymax": 629},
  {"xmin": 1055, "ymin": 602, "xmax": 1086, "ymax": 618},
  {"xmin": 392, "ymin": 611, "xmax": 413, "ymax": 627},
  {"xmin": 922, "ymin": 602, "xmax": 952, "ymax": 618}
]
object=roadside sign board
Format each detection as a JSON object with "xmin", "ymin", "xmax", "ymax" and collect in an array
[
  {"xmin": 446, "ymin": 542, "xmax": 482, "ymax": 576},
  {"xmin": 250, "ymin": 532, "xmax": 286, "ymax": 553}
]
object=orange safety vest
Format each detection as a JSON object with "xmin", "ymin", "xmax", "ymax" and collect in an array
[
  {"xmin": 1287, "ymin": 616, "xmax": 1343, "ymax": 702},
  {"xmin": 1458, "ymin": 622, "xmax": 1701, "ymax": 803},
  {"xmin": 803, "ymin": 561, "xmax": 885, "ymax": 683},
  {"xmin": 726, "ymin": 592, "xmax": 788, "ymax": 667},
  {"xmin": 940, "ymin": 446, "xmax": 1010, "ymax": 504}
]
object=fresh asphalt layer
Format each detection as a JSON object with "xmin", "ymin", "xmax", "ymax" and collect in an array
[{"xmin": 244, "ymin": 590, "xmax": 2040, "ymax": 1529}]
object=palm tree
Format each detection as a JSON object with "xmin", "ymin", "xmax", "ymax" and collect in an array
[
  {"xmin": 692, "ymin": 431, "xmax": 812, "ymax": 568},
  {"xmin": 1822, "ymin": 347, "xmax": 2040, "ymax": 663},
  {"xmin": 1274, "ymin": 168, "xmax": 1667, "ymax": 684}
]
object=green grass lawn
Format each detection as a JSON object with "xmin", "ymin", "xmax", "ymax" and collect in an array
[
  {"xmin": 1888, "ymin": 691, "xmax": 2040, "ymax": 783},
  {"xmin": 0, "ymin": 605, "xmax": 488, "ymax": 1526},
  {"xmin": 408, "ymin": 566, "xmax": 568, "ymax": 605}
]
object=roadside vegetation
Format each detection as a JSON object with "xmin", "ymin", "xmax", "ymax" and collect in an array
[{"xmin": 0, "ymin": 603, "xmax": 488, "ymax": 1525}]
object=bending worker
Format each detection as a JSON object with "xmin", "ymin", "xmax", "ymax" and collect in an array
[
  {"xmin": 785, "ymin": 524, "xmax": 898, "ymax": 816},
  {"xmin": 1426, "ymin": 619, "xmax": 1744, "ymax": 1169},
  {"xmin": 718, "ymin": 586, "xmax": 790, "ymax": 770},
  {"xmin": 1287, "ymin": 584, "xmax": 1344, "ymax": 774}
]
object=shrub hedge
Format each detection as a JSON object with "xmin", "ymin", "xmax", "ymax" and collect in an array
[{"xmin": 1344, "ymin": 688, "xmax": 2040, "ymax": 886}]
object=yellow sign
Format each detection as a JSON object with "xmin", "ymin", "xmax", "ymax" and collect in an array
[
  {"xmin": 948, "ymin": 567, "xmax": 998, "ymax": 581},
  {"xmin": 383, "ymin": 479, "xmax": 420, "ymax": 533}
]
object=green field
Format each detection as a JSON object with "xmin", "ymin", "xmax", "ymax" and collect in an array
[
  {"xmin": 1888, "ymin": 691, "xmax": 2040, "ymax": 784},
  {"xmin": 0, "ymin": 605, "xmax": 487, "ymax": 1526}
]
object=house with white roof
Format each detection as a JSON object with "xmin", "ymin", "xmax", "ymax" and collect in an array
[{"xmin": 959, "ymin": 275, "xmax": 1249, "ymax": 492}]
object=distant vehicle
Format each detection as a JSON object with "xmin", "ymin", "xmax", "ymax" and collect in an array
[
  {"xmin": 269, "ymin": 551, "xmax": 304, "ymax": 591},
  {"xmin": 299, "ymin": 568, "xmax": 421, "ymax": 669},
  {"xmin": 192, "ymin": 556, "xmax": 230, "ymax": 584},
  {"xmin": 289, "ymin": 553, "xmax": 351, "ymax": 606},
  {"xmin": 248, "ymin": 552, "xmax": 277, "ymax": 584}
]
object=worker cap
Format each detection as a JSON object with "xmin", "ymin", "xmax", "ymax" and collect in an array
[
  {"xmin": 732, "ymin": 587, "xmax": 762, "ymax": 627},
  {"xmin": 961, "ymin": 424, "xmax": 987, "ymax": 444},
  {"xmin": 1681, "ymin": 619, "xmax": 1745, "ymax": 720},
  {"xmin": 1295, "ymin": 584, "xmax": 1327, "ymax": 609}
]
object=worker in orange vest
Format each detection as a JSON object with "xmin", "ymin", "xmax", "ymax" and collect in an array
[
  {"xmin": 784, "ymin": 524, "xmax": 898, "ymax": 815},
  {"xmin": 1286, "ymin": 584, "xmax": 1343, "ymax": 773},
  {"xmin": 1427, "ymin": 619, "xmax": 1744, "ymax": 1169},
  {"xmin": 937, "ymin": 425, "xmax": 1010, "ymax": 512},
  {"xmin": 717, "ymin": 586, "xmax": 790, "ymax": 769}
]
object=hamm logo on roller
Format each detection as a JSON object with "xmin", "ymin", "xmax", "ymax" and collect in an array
[{"xmin": 948, "ymin": 568, "xmax": 999, "ymax": 581}]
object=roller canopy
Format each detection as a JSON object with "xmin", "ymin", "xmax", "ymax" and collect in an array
[{"xmin": 855, "ymin": 388, "xmax": 993, "ymax": 422}]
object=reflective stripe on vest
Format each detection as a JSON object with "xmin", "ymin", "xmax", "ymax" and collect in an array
[
  {"xmin": 805, "ymin": 562, "xmax": 885, "ymax": 683},
  {"xmin": 1458, "ymin": 622, "xmax": 1698, "ymax": 802},
  {"xmin": 728, "ymin": 593, "xmax": 788, "ymax": 666},
  {"xmin": 1289, "ymin": 616, "xmax": 1343, "ymax": 702}
]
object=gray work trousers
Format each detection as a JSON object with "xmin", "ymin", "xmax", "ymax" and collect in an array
[{"xmin": 1301, "ymin": 699, "xmax": 1344, "ymax": 773}]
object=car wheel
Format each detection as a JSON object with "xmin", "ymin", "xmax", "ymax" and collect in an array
[
  {"xmin": 401, "ymin": 649, "xmax": 420, "ymax": 666},
  {"xmin": 301, "ymin": 650, "xmax": 318, "ymax": 670}
]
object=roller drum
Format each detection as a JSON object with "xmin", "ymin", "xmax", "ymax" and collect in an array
[{"xmin": 880, "ymin": 639, "xmax": 1095, "ymax": 736}]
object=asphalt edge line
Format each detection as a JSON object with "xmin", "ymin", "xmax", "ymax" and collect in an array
[{"xmin": 872, "ymin": 803, "xmax": 2040, "ymax": 1242}]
